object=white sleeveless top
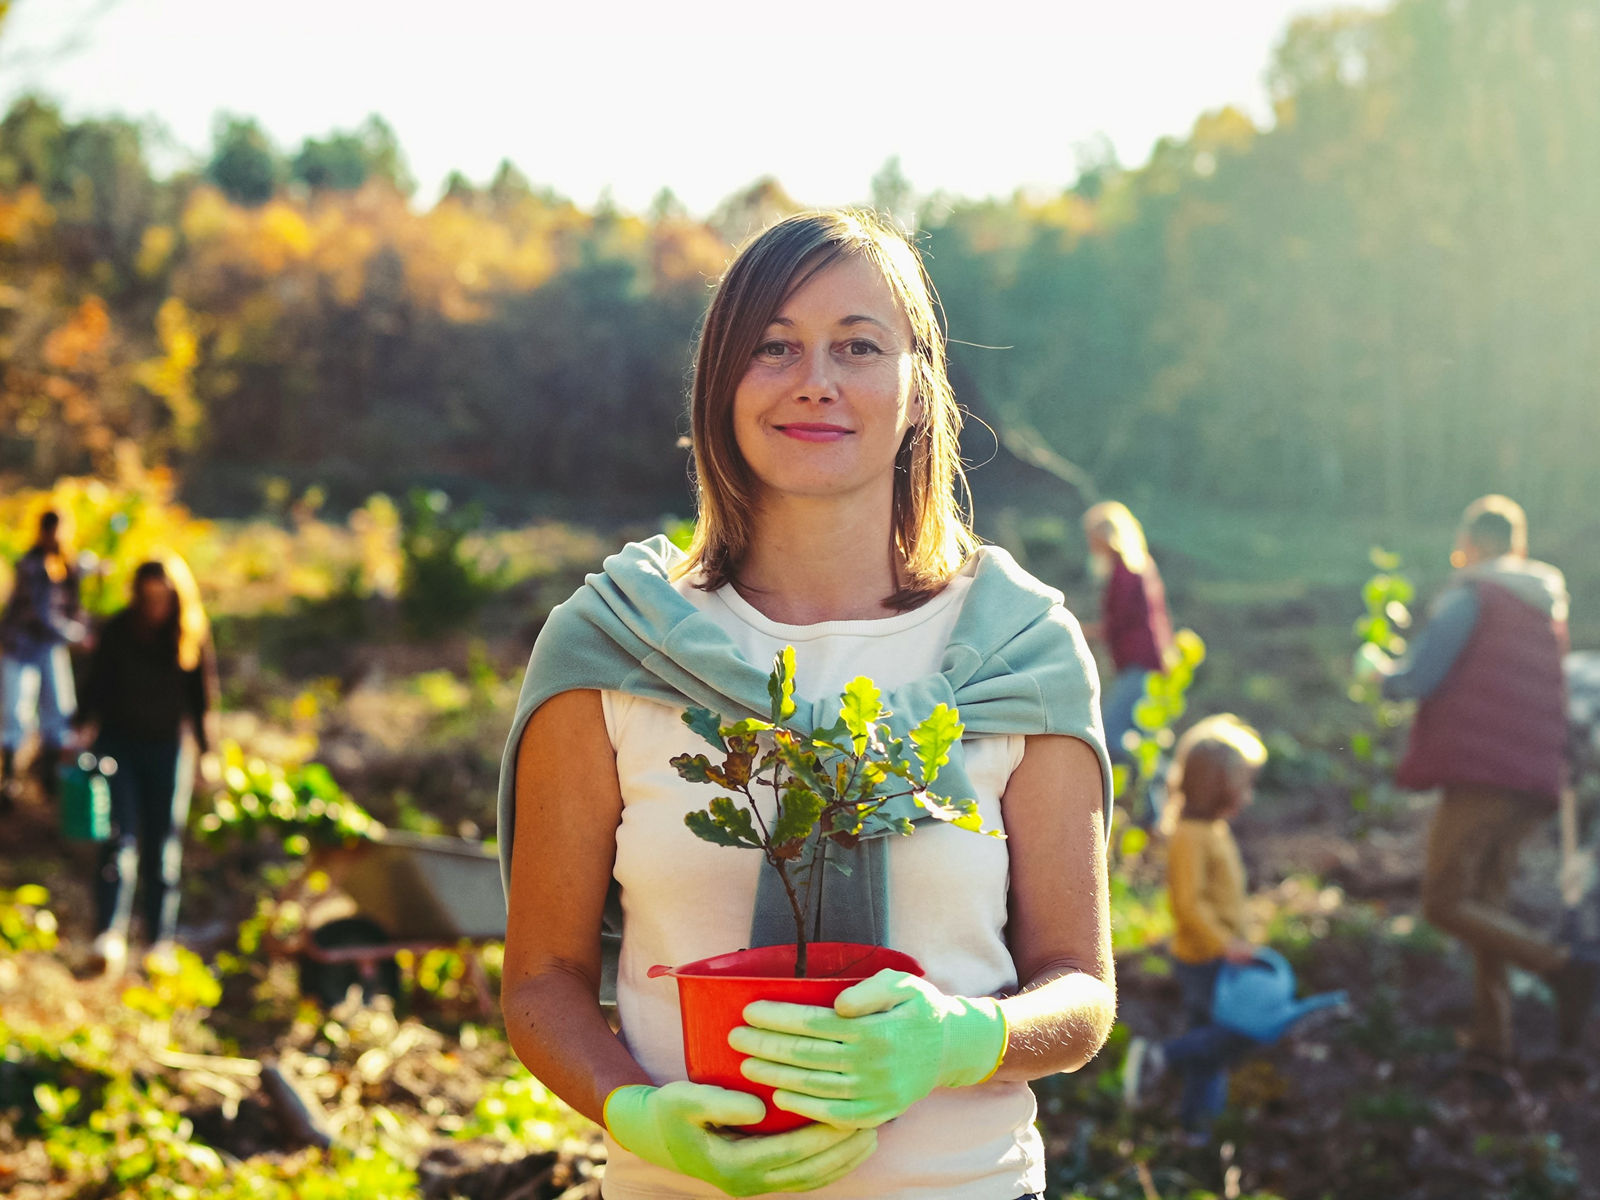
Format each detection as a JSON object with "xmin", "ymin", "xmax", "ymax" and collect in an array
[{"xmin": 598, "ymin": 565, "xmax": 1044, "ymax": 1199}]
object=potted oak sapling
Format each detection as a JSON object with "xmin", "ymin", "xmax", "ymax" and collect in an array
[{"xmin": 647, "ymin": 646, "xmax": 1000, "ymax": 1132}]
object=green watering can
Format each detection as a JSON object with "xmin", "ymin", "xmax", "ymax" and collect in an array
[{"xmin": 60, "ymin": 753, "xmax": 116, "ymax": 842}]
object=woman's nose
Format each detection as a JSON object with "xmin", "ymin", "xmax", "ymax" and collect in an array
[{"xmin": 793, "ymin": 347, "xmax": 837, "ymax": 404}]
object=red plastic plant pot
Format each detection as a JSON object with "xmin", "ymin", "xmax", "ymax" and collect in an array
[{"xmin": 649, "ymin": 942, "xmax": 924, "ymax": 1134}]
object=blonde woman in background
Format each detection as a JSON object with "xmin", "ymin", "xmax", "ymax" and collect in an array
[
  {"xmin": 1082, "ymin": 501, "xmax": 1173, "ymax": 773},
  {"xmin": 75, "ymin": 553, "xmax": 217, "ymax": 974}
]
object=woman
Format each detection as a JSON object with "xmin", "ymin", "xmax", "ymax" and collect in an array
[
  {"xmin": 1, "ymin": 509, "xmax": 89, "ymax": 807},
  {"xmin": 76, "ymin": 554, "xmax": 216, "ymax": 974},
  {"xmin": 1081, "ymin": 501, "xmax": 1173, "ymax": 766},
  {"xmin": 500, "ymin": 211, "xmax": 1115, "ymax": 1199}
]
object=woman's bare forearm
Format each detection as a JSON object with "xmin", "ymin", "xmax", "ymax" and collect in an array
[
  {"xmin": 990, "ymin": 960, "xmax": 1117, "ymax": 1081},
  {"xmin": 503, "ymin": 961, "xmax": 650, "ymax": 1126}
]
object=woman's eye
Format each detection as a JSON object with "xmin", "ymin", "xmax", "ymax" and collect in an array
[
  {"xmin": 844, "ymin": 340, "xmax": 881, "ymax": 356},
  {"xmin": 754, "ymin": 340, "xmax": 790, "ymax": 359}
]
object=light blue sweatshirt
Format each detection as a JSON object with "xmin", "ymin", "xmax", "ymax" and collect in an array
[{"xmin": 496, "ymin": 536, "xmax": 1112, "ymax": 945}]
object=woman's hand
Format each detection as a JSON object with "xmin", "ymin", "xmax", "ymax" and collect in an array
[
  {"xmin": 730, "ymin": 969, "xmax": 1007, "ymax": 1130},
  {"xmin": 604, "ymin": 1082, "xmax": 877, "ymax": 1196}
]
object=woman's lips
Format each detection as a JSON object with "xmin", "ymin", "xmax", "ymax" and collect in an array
[{"xmin": 776, "ymin": 423, "xmax": 852, "ymax": 443}]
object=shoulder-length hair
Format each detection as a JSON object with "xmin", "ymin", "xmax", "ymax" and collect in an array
[
  {"xmin": 1082, "ymin": 501, "xmax": 1150, "ymax": 574},
  {"xmin": 678, "ymin": 209, "xmax": 975, "ymax": 610},
  {"xmin": 1160, "ymin": 713, "xmax": 1267, "ymax": 833},
  {"xmin": 132, "ymin": 552, "xmax": 209, "ymax": 672}
]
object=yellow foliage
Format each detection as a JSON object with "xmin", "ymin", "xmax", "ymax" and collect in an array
[
  {"xmin": 0, "ymin": 461, "xmax": 213, "ymax": 614},
  {"xmin": 0, "ymin": 185, "xmax": 54, "ymax": 246},
  {"xmin": 133, "ymin": 298, "xmax": 202, "ymax": 446},
  {"xmin": 136, "ymin": 225, "xmax": 176, "ymax": 279}
]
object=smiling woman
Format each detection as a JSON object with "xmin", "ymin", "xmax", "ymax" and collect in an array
[
  {"xmin": 498, "ymin": 210, "xmax": 1116, "ymax": 1200},
  {"xmin": 683, "ymin": 212, "xmax": 973, "ymax": 618}
]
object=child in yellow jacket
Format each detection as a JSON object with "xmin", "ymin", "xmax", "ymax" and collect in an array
[{"xmin": 1125, "ymin": 714, "xmax": 1267, "ymax": 1134}]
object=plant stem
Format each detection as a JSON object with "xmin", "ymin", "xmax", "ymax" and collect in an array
[
  {"xmin": 769, "ymin": 855, "xmax": 808, "ymax": 977},
  {"xmin": 811, "ymin": 835, "xmax": 827, "ymax": 946}
]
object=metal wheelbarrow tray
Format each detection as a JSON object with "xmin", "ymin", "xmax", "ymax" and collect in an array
[{"xmin": 281, "ymin": 829, "xmax": 619, "ymax": 1011}]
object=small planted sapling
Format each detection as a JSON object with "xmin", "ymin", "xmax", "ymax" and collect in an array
[{"xmin": 671, "ymin": 646, "xmax": 1001, "ymax": 978}]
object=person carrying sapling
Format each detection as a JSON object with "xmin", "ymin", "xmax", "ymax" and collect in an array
[
  {"xmin": 1358, "ymin": 494, "xmax": 1598, "ymax": 1069},
  {"xmin": 497, "ymin": 210, "xmax": 1116, "ymax": 1199}
]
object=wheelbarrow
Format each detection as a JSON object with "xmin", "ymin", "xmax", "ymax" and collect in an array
[{"xmin": 273, "ymin": 829, "xmax": 620, "ymax": 1015}]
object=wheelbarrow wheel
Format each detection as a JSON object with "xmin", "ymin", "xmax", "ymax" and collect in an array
[{"xmin": 298, "ymin": 916, "xmax": 401, "ymax": 1008}]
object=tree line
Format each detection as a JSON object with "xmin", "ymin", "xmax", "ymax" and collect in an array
[{"xmin": 0, "ymin": 0, "xmax": 1594, "ymax": 530}]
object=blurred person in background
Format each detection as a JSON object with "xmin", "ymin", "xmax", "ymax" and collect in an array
[
  {"xmin": 1122, "ymin": 714, "xmax": 1266, "ymax": 1138},
  {"xmin": 75, "ymin": 554, "xmax": 217, "ymax": 975},
  {"xmin": 1363, "ymin": 494, "xmax": 1598, "ymax": 1070},
  {"xmin": 1081, "ymin": 501, "xmax": 1174, "ymax": 774},
  {"xmin": 1, "ymin": 509, "xmax": 90, "ymax": 810}
]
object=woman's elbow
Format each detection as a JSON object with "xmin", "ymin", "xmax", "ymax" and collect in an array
[{"xmin": 501, "ymin": 959, "xmax": 599, "ymax": 1037}]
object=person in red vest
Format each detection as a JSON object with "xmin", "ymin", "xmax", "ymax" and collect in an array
[{"xmin": 1368, "ymin": 494, "xmax": 1596, "ymax": 1067}]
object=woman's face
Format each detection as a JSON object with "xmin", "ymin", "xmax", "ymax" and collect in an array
[
  {"xmin": 135, "ymin": 577, "xmax": 176, "ymax": 625},
  {"xmin": 732, "ymin": 254, "xmax": 919, "ymax": 506}
]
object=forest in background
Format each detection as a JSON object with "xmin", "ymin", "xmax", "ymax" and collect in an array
[{"xmin": 2, "ymin": 0, "xmax": 1596, "ymax": 537}]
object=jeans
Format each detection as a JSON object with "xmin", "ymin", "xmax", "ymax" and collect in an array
[
  {"xmin": 1165, "ymin": 959, "xmax": 1256, "ymax": 1131},
  {"xmin": 1102, "ymin": 668, "xmax": 1150, "ymax": 766},
  {"xmin": 93, "ymin": 733, "xmax": 194, "ymax": 944},
  {"xmin": 2, "ymin": 642, "xmax": 76, "ymax": 750}
]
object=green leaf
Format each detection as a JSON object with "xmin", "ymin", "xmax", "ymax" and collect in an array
[
  {"xmin": 810, "ymin": 714, "xmax": 854, "ymax": 756},
  {"xmin": 724, "ymin": 716, "xmax": 774, "ymax": 736},
  {"xmin": 1119, "ymin": 827, "xmax": 1150, "ymax": 858},
  {"xmin": 1369, "ymin": 546, "xmax": 1402, "ymax": 571},
  {"xmin": 910, "ymin": 703, "xmax": 963, "ymax": 785},
  {"xmin": 774, "ymin": 730, "xmax": 830, "ymax": 796},
  {"xmin": 1132, "ymin": 698, "xmax": 1166, "ymax": 732},
  {"xmin": 682, "ymin": 707, "xmax": 727, "ymax": 752},
  {"xmin": 860, "ymin": 811, "xmax": 915, "ymax": 838},
  {"xmin": 684, "ymin": 797, "xmax": 761, "ymax": 848},
  {"xmin": 670, "ymin": 753, "xmax": 716, "ymax": 784},
  {"xmin": 1173, "ymin": 628, "xmax": 1206, "ymax": 669},
  {"xmin": 840, "ymin": 677, "xmax": 884, "ymax": 754},
  {"xmin": 768, "ymin": 645, "xmax": 797, "ymax": 724},
  {"xmin": 1354, "ymin": 614, "xmax": 1390, "ymax": 645},
  {"xmin": 1351, "ymin": 732, "xmax": 1373, "ymax": 762},
  {"xmin": 1111, "ymin": 762, "xmax": 1132, "ymax": 796},
  {"xmin": 773, "ymin": 782, "xmax": 825, "ymax": 848},
  {"xmin": 920, "ymin": 792, "xmax": 1003, "ymax": 836}
]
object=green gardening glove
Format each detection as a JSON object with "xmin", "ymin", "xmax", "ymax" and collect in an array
[
  {"xmin": 603, "ymin": 1081, "xmax": 878, "ymax": 1197},
  {"xmin": 729, "ymin": 969, "xmax": 1009, "ymax": 1130}
]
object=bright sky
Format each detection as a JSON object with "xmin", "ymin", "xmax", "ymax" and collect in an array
[{"xmin": 0, "ymin": 0, "xmax": 1387, "ymax": 215}]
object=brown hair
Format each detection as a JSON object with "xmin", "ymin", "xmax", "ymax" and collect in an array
[
  {"xmin": 678, "ymin": 209, "xmax": 975, "ymax": 609},
  {"xmin": 1459, "ymin": 494, "xmax": 1527, "ymax": 558},
  {"xmin": 133, "ymin": 552, "xmax": 209, "ymax": 672},
  {"xmin": 1162, "ymin": 714, "xmax": 1267, "ymax": 831}
]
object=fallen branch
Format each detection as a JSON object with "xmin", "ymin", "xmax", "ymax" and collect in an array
[{"xmin": 260, "ymin": 1059, "xmax": 337, "ymax": 1151}]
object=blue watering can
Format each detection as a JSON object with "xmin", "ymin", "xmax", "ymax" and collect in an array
[{"xmin": 1211, "ymin": 947, "xmax": 1348, "ymax": 1044}]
